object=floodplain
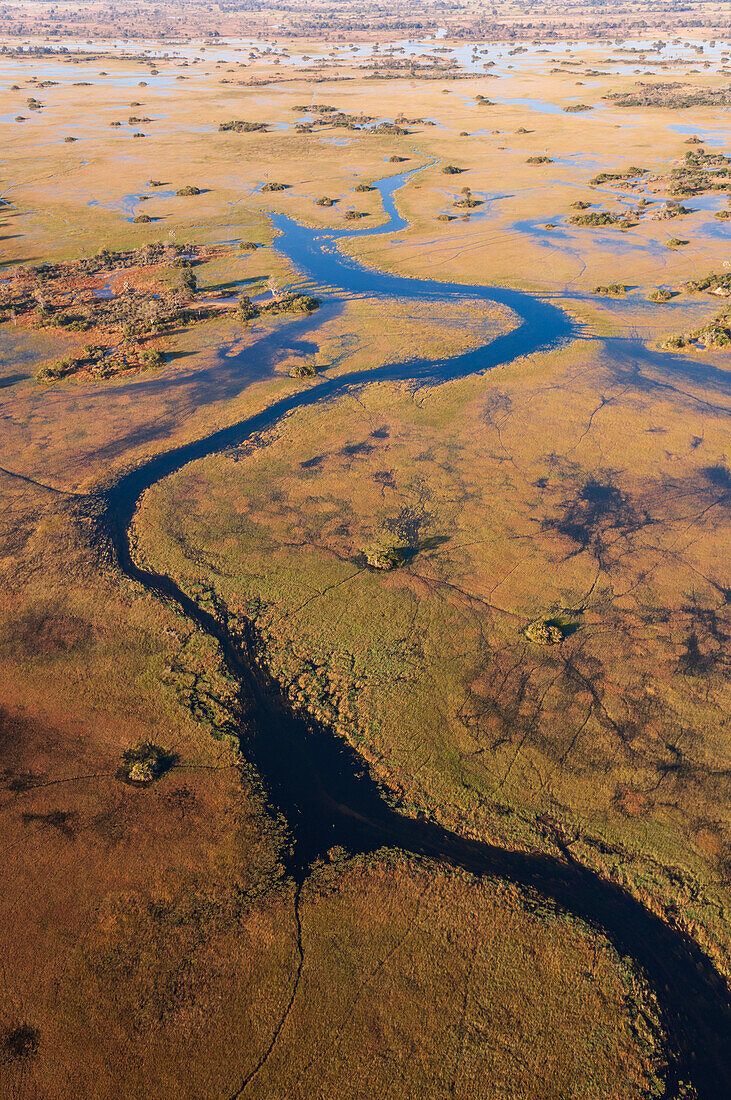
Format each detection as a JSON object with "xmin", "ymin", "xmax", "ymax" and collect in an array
[{"xmin": 0, "ymin": 22, "xmax": 729, "ymax": 1100}]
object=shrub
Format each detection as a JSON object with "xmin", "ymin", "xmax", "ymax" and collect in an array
[
  {"xmin": 63, "ymin": 136, "xmax": 77, "ymax": 143},
  {"xmin": 648, "ymin": 288, "xmax": 673, "ymax": 303},
  {"xmin": 441, "ymin": 165, "xmax": 464, "ymax": 174},
  {"xmin": 315, "ymin": 197, "xmax": 336, "ymax": 206},
  {"xmin": 344, "ymin": 209, "xmax": 367, "ymax": 220},
  {"xmin": 140, "ymin": 349, "xmax": 164, "ymax": 367},
  {"xmin": 261, "ymin": 182, "xmax": 288, "ymax": 192},
  {"xmin": 176, "ymin": 185, "xmax": 201, "ymax": 196},
  {"xmin": 666, "ymin": 237, "xmax": 689, "ymax": 248},
  {"xmin": 132, "ymin": 214, "xmax": 152, "ymax": 223},
  {"xmin": 527, "ymin": 155, "xmax": 553, "ymax": 165},
  {"xmin": 353, "ymin": 183, "xmax": 374, "ymax": 192},
  {"xmin": 564, "ymin": 103, "xmax": 592, "ymax": 111}
]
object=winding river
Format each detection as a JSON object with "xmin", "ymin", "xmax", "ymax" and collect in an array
[{"xmin": 101, "ymin": 165, "xmax": 730, "ymax": 1099}]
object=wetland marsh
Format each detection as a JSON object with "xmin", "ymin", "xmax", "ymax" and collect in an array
[{"xmin": 0, "ymin": 10, "xmax": 729, "ymax": 1098}]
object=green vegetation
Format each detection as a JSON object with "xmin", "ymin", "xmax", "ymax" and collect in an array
[
  {"xmin": 648, "ymin": 288, "xmax": 674, "ymax": 303},
  {"xmin": 175, "ymin": 185, "xmax": 201, "ymax": 196},
  {"xmin": 665, "ymin": 237, "xmax": 688, "ymax": 248},
  {"xmin": 261, "ymin": 182, "xmax": 288, "ymax": 192},
  {"xmin": 563, "ymin": 103, "xmax": 592, "ymax": 112},
  {"xmin": 527, "ymin": 155, "xmax": 553, "ymax": 164}
]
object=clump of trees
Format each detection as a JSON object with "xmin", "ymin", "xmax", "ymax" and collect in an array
[
  {"xmin": 176, "ymin": 185, "xmax": 201, "ymax": 196},
  {"xmin": 593, "ymin": 284, "xmax": 628, "ymax": 297},
  {"xmin": 669, "ymin": 148, "xmax": 731, "ymax": 197},
  {"xmin": 648, "ymin": 288, "xmax": 674, "ymax": 303},
  {"xmin": 563, "ymin": 103, "xmax": 592, "ymax": 112},
  {"xmin": 363, "ymin": 541, "xmax": 406, "ymax": 570},
  {"xmin": 589, "ymin": 167, "xmax": 646, "ymax": 185},
  {"xmin": 453, "ymin": 187, "xmax": 482, "ymax": 208},
  {"xmin": 261, "ymin": 182, "xmax": 288, "ymax": 192},
  {"xmin": 291, "ymin": 360, "xmax": 321, "ymax": 377},
  {"xmin": 664, "ymin": 311, "xmax": 731, "ymax": 350},
  {"xmin": 570, "ymin": 211, "xmax": 621, "ymax": 226},
  {"xmin": 607, "ymin": 82, "xmax": 731, "ymax": 109},
  {"xmin": 235, "ymin": 291, "xmax": 320, "ymax": 323},
  {"xmin": 684, "ymin": 271, "xmax": 731, "ymax": 295},
  {"xmin": 315, "ymin": 197, "xmax": 336, "ymax": 206},
  {"xmin": 218, "ymin": 120, "xmax": 268, "ymax": 132},
  {"xmin": 353, "ymin": 183, "xmax": 374, "ymax": 192},
  {"xmin": 120, "ymin": 741, "xmax": 174, "ymax": 785},
  {"xmin": 523, "ymin": 618, "xmax": 565, "ymax": 645},
  {"xmin": 527, "ymin": 155, "xmax": 553, "ymax": 165},
  {"xmin": 441, "ymin": 164, "xmax": 464, "ymax": 174}
]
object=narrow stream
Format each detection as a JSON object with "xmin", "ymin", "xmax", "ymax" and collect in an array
[{"xmin": 101, "ymin": 165, "xmax": 730, "ymax": 1099}]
